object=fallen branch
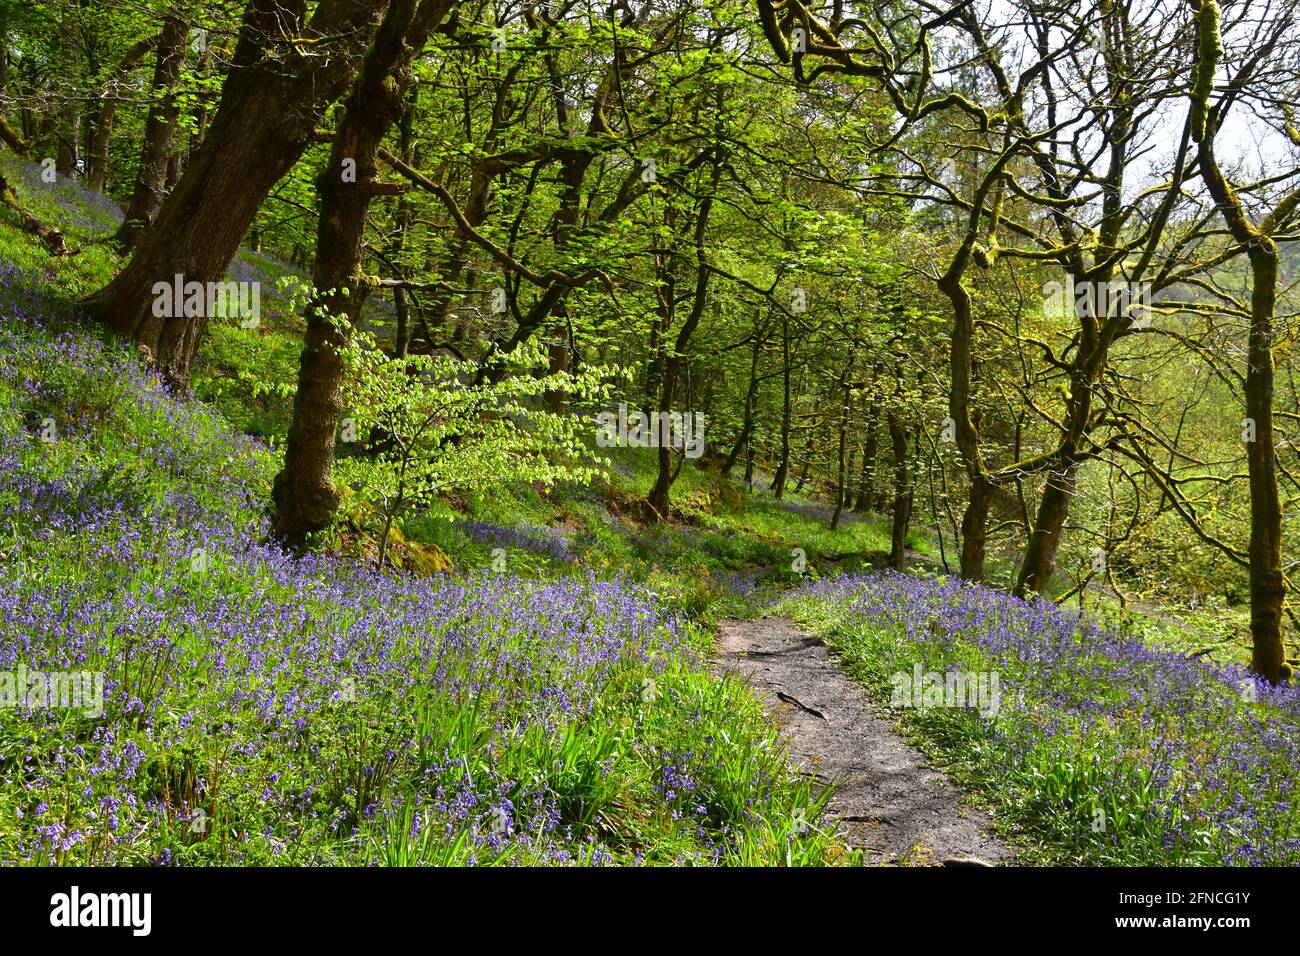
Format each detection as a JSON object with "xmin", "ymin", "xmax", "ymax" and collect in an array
[
  {"xmin": 0, "ymin": 115, "xmax": 28, "ymax": 156},
  {"xmin": 0, "ymin": 173, "xmax": 76, "ymax": 256}
]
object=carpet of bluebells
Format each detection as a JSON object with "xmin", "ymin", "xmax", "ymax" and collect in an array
[
  {"xmin": 0, "ymin": 270, "xmax": 837, "ymax": 866},
  {"xmin": 0, "ymin": 156, "xmax": 125, "ymax": 233},
  {"xmin": 458, "ymin": 519, "xmax": 577, "ymax": 564},
  {"xmin": 784, "ymin": 573, "xmax": 1300, "ymax": 865}
]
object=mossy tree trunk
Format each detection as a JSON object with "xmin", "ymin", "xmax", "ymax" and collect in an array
[{"xmin": 272, "ymin": 0, "xmax": 453, "ymax": 546}]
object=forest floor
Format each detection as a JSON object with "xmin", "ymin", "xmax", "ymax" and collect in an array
[{"xmin": 713, "ymin": 616, "xmax": 1014, "ymax": 865}]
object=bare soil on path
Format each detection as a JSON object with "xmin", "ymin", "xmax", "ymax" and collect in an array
[{"xmin": 714, "ymin": 616, "xmax": 1016, "ymax": 865}]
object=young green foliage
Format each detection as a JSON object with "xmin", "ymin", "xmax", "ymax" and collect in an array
[{"xmin": 334, "ymin": 325, "xmax": 617, "ymax": 566}]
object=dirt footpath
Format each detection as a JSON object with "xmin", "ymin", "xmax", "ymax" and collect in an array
[{"xmin": 714, "ymin": 616, "xmax": 1015, "ymax": 865}]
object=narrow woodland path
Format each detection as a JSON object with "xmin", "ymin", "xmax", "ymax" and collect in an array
[{"xmin": 714, "ymin": 617, "xmax": 1015, "ymax": 866}]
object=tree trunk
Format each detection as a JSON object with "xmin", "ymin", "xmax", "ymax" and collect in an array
[
  {"xmin": 544, "ymin": 338, "xmax": 571, "ymax": 413},
  {"xmin": 722, "ymin": 322, "xmax": 762, "ymax": 477},
  {"xmin": 1243, "ymin": 246, "xmax": 1287, "ymax": 683},
  {"xmin": 854, "ymin": 399, "xmax": 881, "ymax": 511},
  {"xmin": 959, "ymin": 477, "xmax": 991, "ymax": 581},
  {"xmin": 940, "ymin": 268, "xmax": 992, "ymax": 582},
  {"xmin": 86, "ymin": 34, "xmax": 158, "ymax": 193},
  {"xmin": 0, "ymin": 114, "xmax": 27, "ymax": 155},
  {"xmin": 1015, "ymin": 460, "xmax": 1078, "ymax": 596},
  {"xmin": 888, "ymin": 411, "xmax": 911, "ymax": 570},
  {"xmin": 272, "ymin": 0, "xmax": 450, "ymax": 546},
  {"xmin": 393, "ymin": 285, "xmax": 412, "ymax": 358},
  {"xmin": 1190, "ymin": 0, "xmax": 1289, "ymax": 682},
  {"xmin": 115, "ymin": 14, "xmax": 188, "ymax": 250},
  {"xmin": 646, "ymin": 156, "xmax": 720, "ymax": 518},
  {"xmin": 80, "ymin": 0, "xmax": 392, "ymax": 391},
  {"xmin": 771, "ymin": 311, "xmax": 792, "ymax": 498},
  {"xmin": 0, "ymin": 173, "xmax": 72, "ymax": 255},
  {"xmin": 1016, "ymin": 348, "xmax": 1096, "ymax": 597}
]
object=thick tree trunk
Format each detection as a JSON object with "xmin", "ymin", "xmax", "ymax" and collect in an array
[
  {"xmin": 959, "ymin": 477, "xmax": 991, "ymax": 581},
  {"xmin": 1243, "ymin": 246, "xmax": 1287, "ymax": 682},
  {"xmin": 0, "ymin": 173, "xmax": 73, "ymax": 254},
  {"xmin": 0, "ymin": 114, "xmax": 27, "ymax": 155},
  {"xmin": 940, "ymin": 269, "xmax": 992, "ymax": 582},
  {"xmin": 272, "ymin": 0, "xmax": 450, "ymax": 546},
  {"xmin": 544, "ymin": 339, "xmax": 570, "ymax": 413},
  {"xmin": 115, "ymin": 15, "xmax": 188, "ymax": 250},
  {"xmin": 86, "ymin": 107, "xmax": 116, "ymax": 193},
  {"xmin": 1016, "ymin": 350, "xmax": 1096, "ymax": 597},
  {"xmin": 1015, "ymin": 460, "xmax": 1078, "ymax": 596},
  {"xmin": 80, "ymin": 0, "xmax": 392, "ymax": 390},
  {"xmin": 1190, "ymin": 0, "xmax": 1289, "ymax": 682}
]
